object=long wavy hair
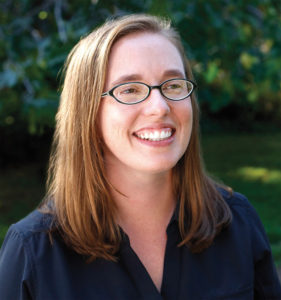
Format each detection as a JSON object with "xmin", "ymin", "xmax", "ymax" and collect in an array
[{"xmin": 45, "ymin": 14, "xmax": 232, "ymax": 261}]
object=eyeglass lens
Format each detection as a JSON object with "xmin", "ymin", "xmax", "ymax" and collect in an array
[{"xmin": 113, "ymin": 79, "xmax": 193, "ymax": 104}]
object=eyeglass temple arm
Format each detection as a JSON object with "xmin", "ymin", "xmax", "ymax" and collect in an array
[{"xmin": 101, "ymin": 92, "xmax": 109, "ymax": 97}]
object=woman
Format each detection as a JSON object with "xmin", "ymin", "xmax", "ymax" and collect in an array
[{"xmin": 0, "ymin": 14, "xmax": 280, "ymax": 299}]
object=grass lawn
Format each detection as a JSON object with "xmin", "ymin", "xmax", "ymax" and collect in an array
[{"xmin": 0, "ymin": 133, "xmax": 280, "ymax": 268}]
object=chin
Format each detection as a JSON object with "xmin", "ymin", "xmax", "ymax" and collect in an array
[{"xmin": 139, "ymin": 160, "xmax": 178, "ymax": 175}]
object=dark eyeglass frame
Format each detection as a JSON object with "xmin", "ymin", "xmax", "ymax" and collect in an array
[{"xmin": 101, "ymin": 78, "xmax": 197, "ymax": 105}]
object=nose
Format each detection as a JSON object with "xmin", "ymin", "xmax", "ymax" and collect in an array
[{"xmin": 142, "ymin": 88, "xmax": 170, "ymax": 117}]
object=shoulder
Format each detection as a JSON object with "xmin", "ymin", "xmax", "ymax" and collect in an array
[
  {"xmin": 0, "ymin": 209, "xmax": 56, "ymax": 262},
  {"xmin": 0, "ymin": 210, "xmax": 54, "ymax": 298},
  {"xmin": 219, "ymin": 187, "xmax": 250, "ymax": 208},
  {"xmin": 7, "ymin": 209, "xmax": 54, "ymax": 242},
  {"xmin": 218, "ymin": 187, "xmax": 259, "ymax": 221},
  {"xmin": 218, "ymin": 187, "xmax": 271, "ymax": 256},
  {"xmin": 217, "ymin": 188, "xmax": 281, "ymax": 296},
  {"xmin": 217, "ymin": 187, "xmax": 267, "ymax": 244}
]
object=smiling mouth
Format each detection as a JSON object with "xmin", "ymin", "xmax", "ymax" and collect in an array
[{"xmin": 134, "ymin": 128, "xmax": 174, "ymax": 141}]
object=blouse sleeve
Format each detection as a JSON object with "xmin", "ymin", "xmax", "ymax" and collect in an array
[
  {"xmin": 0, "ymin": 226, "xmax": 34, "ymax": 300},
  {"xmin": 246, "ymin": 201, "xmax": 281, "ymax": 298}
]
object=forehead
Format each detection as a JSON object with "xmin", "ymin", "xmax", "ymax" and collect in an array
[{"xmin": 106, "ymin": 32, "xmax": 185, "ymax": 85}]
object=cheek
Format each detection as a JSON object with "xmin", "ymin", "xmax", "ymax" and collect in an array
[
  {"xmin": 98, "ymin": 102, "xmax": 134, "ymax": 145},
  {"xmin": 97, "ymin": 103, "xmax": 117, "ymax": 149},
  {"xmin": 177, "ymin": 100, "xmax": 193, "ymax": 130},
  {"xmin": 176, "ymin": 101, "xmax": 193, "ymax": 153}
]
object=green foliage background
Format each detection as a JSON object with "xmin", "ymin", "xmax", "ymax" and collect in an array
[{"xmin": 1, "ymin": 0, "xmax": 280, "ymax": 144}]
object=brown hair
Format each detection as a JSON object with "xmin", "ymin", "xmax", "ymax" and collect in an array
[{"xmin": 45, "ymin": 14, "xmax": 232, "ymax": 261}]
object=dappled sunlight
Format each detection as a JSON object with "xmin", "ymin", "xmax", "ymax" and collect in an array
[{"xmin": 230, "ymin": 166, "xmax": 281, "ymax": 184}]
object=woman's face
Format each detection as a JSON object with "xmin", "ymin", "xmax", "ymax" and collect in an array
[{"xmin": 98, "ymin": 32, "xmax": 193, "ymax": 177}]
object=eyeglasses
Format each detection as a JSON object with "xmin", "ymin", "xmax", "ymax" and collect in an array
[{"xmin": 101, "ymin": 78, "xmax": 197, "ymax": 105}]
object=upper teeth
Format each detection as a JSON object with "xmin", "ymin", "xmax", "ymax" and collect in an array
[{"xmin": 137, "ymin": 130, "xmax": 172, "ymax": 141}]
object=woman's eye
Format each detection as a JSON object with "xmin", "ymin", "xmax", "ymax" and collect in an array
[
  {"xmin": 165, "ymin": 84, "xmax": 181, "ymax": 90},
  {"xmin": 121, "ymin": 88, "xmax": 138, "ymax": 94},
  {"xmin": 118, "ymin": 84, "xmax": 144, "ymax": 95}
]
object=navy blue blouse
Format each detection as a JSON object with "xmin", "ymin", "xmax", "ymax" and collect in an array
[{"xmin": 0, "ymin": 191, "xmax": 280, "ymax": 299}]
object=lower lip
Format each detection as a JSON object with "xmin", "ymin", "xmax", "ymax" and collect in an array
[{"xmin": 133, "ymin": 132, "xmax": 175, "ymax": 147}]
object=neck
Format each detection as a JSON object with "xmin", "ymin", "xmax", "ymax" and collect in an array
[{"xmin": 106, "ymin": 167, "xmax": 176, "ymax": 232}]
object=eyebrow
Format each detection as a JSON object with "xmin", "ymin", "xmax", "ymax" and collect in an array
[
  {"xmin": 162, "ymin": 69, "xmax": 186, "ymax": 79},
  {"xmin": 111, "ymin": 74, "xmax": 141, "ymax": 86},
  {"xmin": 110, "ymin": 69, "xmax": 186, "ymax": 86}
]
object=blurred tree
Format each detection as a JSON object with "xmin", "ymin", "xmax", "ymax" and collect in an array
[
  {"xmin": 169, "ymin": 0, "xmax": 281, "ymax": 128},
  {"xmin": 0, "ymin": 0, "xmax": 280, "ymax": 142}
]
